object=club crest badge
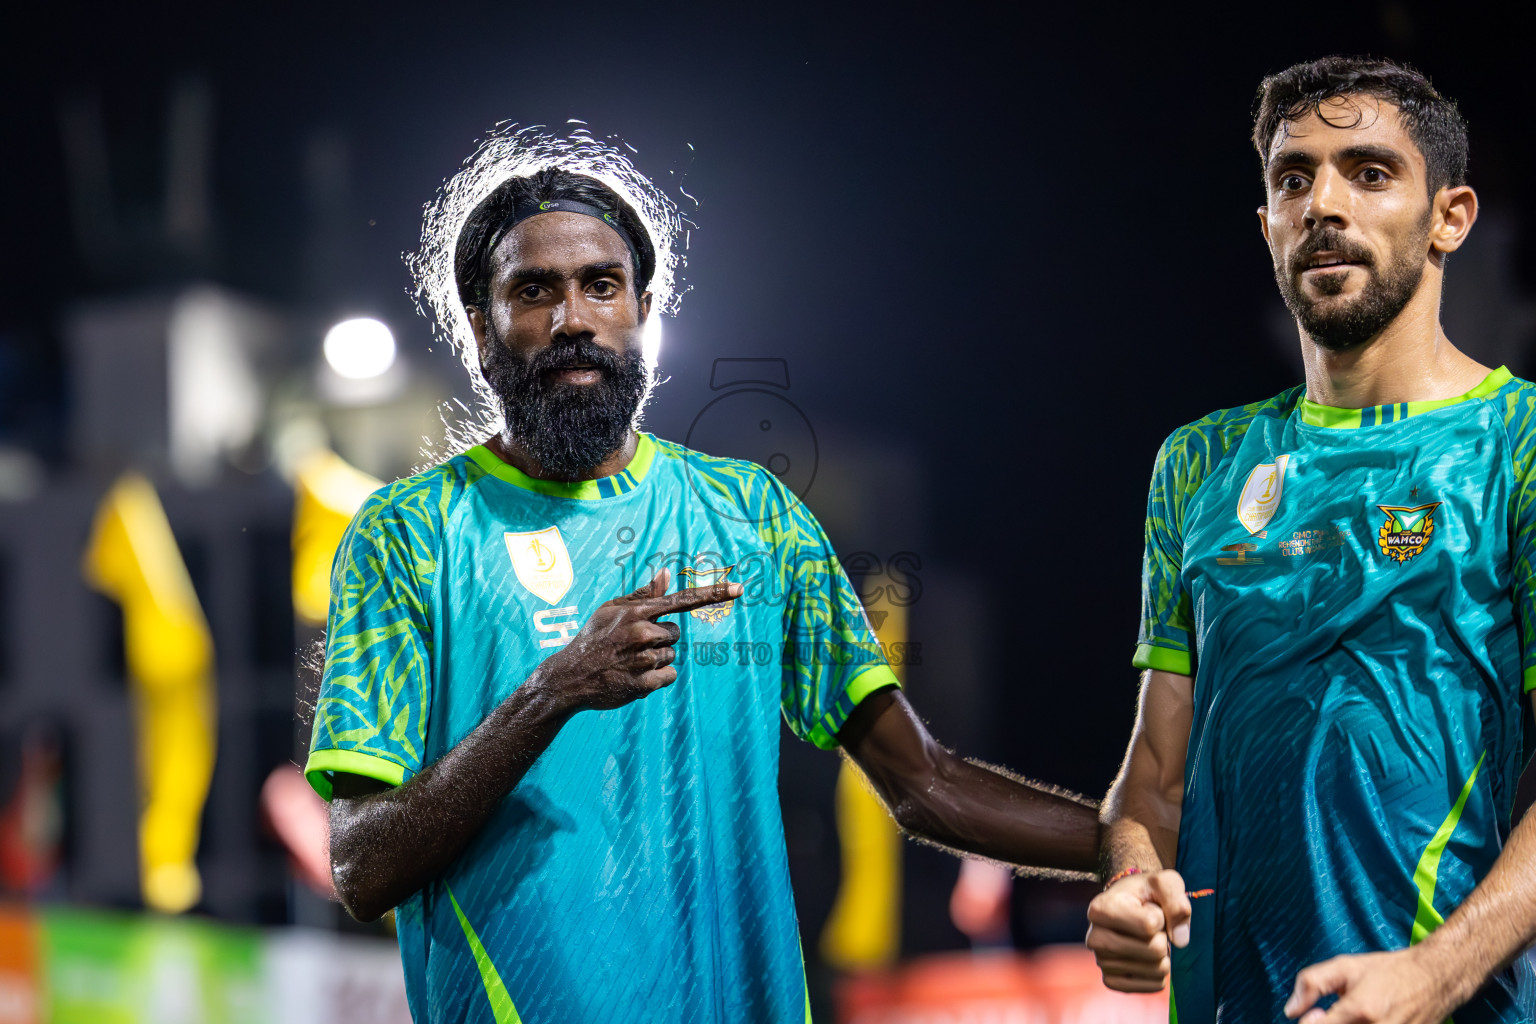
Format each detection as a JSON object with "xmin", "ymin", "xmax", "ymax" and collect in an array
[
  {"xmin": 1236, "ymin": 454, "xmax": 1291, "ymax": 536},
  {"xmin": 678, "ymin": 563, "xmax": 736, "ymax": 624},
  {"xmin": 1375, "ymin": 502, "xmax": 1441, "ymax": 563},
  {"xmin": 504, "ymin": 526, "xmax": 574, "ymax": 604}
]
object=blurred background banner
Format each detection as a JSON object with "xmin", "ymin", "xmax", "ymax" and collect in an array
[
  {"xmin": 6, "ymin": 2, "xmax": 1536, "ymax": 1020},
  {"xmin": 0, "ymin": 903, "xmax": 408, "ymax": 1024}
]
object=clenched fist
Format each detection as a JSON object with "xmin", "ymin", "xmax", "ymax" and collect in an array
[{"xmin": 1085, "ymin": 868, "xmax": 1192, "ymax": 993}]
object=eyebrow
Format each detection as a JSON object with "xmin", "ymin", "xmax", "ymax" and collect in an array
[
  {"xmin": 1267, "ymin": 144, "xmax": 1407, "ymax": 173},
  {"xmin": 506, "ymin": 261, "xmax": 629, "ymax": 283}
]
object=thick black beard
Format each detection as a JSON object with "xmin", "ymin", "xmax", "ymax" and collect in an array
[
  {"xmin": 481, "ymin": 333, "xmax": 650, "ymax": 481},
  {"xmin": 1276, "ymin": 221, "xmax": 1429, "ymax": 352}
]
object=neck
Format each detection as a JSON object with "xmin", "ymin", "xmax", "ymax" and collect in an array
[
  {"xmin": 485, "ymin": 430, "xmax": 638, "ymax": 482},
  {"xmin": 1300, "ymin": 273, "xmax": 1488, "ymax": 408}
]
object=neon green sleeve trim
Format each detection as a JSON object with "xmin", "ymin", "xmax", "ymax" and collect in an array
[
  {"xmin": 1132, "ymin": 643, "xmax": 1192, "ymax": 676},
  {"xmin": 1524, "ymin": 666, "xmax": 1536, "ymax": 693},
  {"xmin": 807, "ymin": 664, "xmax": 903, "ymax": 751},
  {"xmin": 304, "ymin": 748, "xmax": 409, "ymax": 801},
  {"xmin": 847, "ymin": 663, "xmax": 901, "ymax": 703}
]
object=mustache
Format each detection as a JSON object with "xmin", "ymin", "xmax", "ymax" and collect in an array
[
  {"xmin": 1289, "ymin": 229, "xmax": 1375, "ymax": 276},
  {"xmin": 521, "ymin": 337, "xmax": 629, "ymax": 380}
]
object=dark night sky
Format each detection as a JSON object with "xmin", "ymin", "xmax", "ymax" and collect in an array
[{"xmin": 8, "ymin": 0, "xmax": 1536, "ymax": 797}]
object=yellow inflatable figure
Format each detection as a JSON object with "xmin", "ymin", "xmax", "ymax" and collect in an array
[
  {"xmin": 83, "ymin": 474, "xmax": 215, "ymax": 914},
  {"xmin": 290, "ymin": 450, "xmax": 383, "ymax": 626},
  {"xmin": 820, "ymin": 598, "xmax": 907, "ymax": 971}
]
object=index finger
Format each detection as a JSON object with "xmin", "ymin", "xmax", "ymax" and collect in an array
[
  {"xmin": 1285, "ymin": 958, "xmax": 1351, "ymax": 1020},
  {"xmin": 639, "ymin": 581, "xmax": 743, "ymax": 619}
]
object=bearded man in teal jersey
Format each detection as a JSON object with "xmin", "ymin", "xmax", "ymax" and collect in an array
[
  {"xmin": 1086, "ymin": 56, "xmax": 1536, "ymax": 1024},
  {"xmin": 303, "ymin": 162, "xmax": 1101, "ymax": 1024}
]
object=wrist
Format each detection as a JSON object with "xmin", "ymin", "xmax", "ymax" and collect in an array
[
  {"xmin": 1411, "ymin": 930, "xmax": 1486, "ymax": 1008},
  {"xmin": 506, "ymin": 668, "xmax": 580, "ymax": 727}
]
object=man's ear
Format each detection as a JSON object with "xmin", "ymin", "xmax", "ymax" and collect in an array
[
  {"xmin": 639, "ymin": 291, "xmax": 653, "ymax": 321},
  {"xmin": 466, "ymin": 306, "xmax": 489, "ymax": 368},
  {"xmin": 1257, "ymin": 206, "xmax": 1272, "ymax": 246},
  {"xmin": 1431, "ymin": 185, "xmax": 1478, "ymax": 255}
]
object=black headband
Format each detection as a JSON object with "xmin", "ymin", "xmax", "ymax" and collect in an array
[{"xmin": 487, "ymin": 198, "xmax": 646, "ymax": 284}]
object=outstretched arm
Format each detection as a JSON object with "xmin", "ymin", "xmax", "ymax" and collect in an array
[
  {"xmin": 835, "ymin": 687, "xmax": 1099, "ymax": 875},
  {"xmin": 1283, "ymin": 693, "xmax": 1536, "ymax": 1024},
  {"xmin": 327, "ymin": 571, "xmax": 740, "ymax": 921}
]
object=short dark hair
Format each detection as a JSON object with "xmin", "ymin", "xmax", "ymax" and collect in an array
[
  {"xmin": 1252, "ymin": 56, "xmax": 1469, "ymax": 195},
  {"xmin": 454, "ymin": 167, "xmax": 657, "ymax": 309}
]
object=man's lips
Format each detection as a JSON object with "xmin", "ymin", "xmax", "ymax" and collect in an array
[
  {"xmin": 1300, "ymin": 251, "xmax": 1365, "ymax": 273},
  {"xmin": 545, "ymin": 365, "xmax": 601, "ymax": 383}
]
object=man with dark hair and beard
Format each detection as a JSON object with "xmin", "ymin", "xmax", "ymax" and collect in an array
[
  {"xmin": 302, "ymin": 165, "xmax": 1102, "ymax": 1024},
  {"xmin": 1085, "ymin": 56, "xmax": 1536, "ymax": 1024}
]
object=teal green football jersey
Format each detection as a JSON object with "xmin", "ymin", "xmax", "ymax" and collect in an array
[
  {"xmin": 305, "ymin": 434, "xmax": 898, "ymax": 1024},
  {"xmin": 1137, "ymin": 366, "xmax": 1536, "ymax": 1023}
]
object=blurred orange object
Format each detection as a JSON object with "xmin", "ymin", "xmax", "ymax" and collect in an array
[
  {"xmin": 1028, "ymin": 946, "xmax": 1168, "ymax": 1024},
  {"xmin": 834, "ymin": 946, "xmax": 1167, "ymax": 1024},
  {"xmin": 260, "ymin": 763, "xmax": 334, "ymax": 897},
  {"xmin": 0, "ymin": 905, "xmax": 39, "ymax": 1024}
]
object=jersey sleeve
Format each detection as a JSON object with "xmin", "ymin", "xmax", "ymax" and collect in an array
[
  {"xmin": 768, "ymin": 475, "xmax": 899, "ymax": 750},
  {"xmin": 1502, "ymin": 382, "xmax": 1536, "ymax": 692},
  {"xmin": 304, "ymin": 490, "xmax": 435, "ymax": 800},
  {"xmin": 1134, "ymin": 428, "xmax": 1200, "ymax": 676}
]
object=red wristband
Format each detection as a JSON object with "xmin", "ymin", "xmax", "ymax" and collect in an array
[{"xmin": 1104, "ymin": 866, "xmax": 1144, "ymax": 889}]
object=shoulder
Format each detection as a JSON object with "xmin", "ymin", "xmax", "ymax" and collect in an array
[
  {"xmin": 348, "ymin": 454, "xmax": 484, "ymax": 552},
  {"xmin": 650, "ymin": 434, "xmax": 785, "ymax": 507},
  {"xmin": 1487, "ymin": 373, "xmax": 1536, "ymax": 436},
  {"xmin": 1484, "ymin": 374, "xmax": 1536, "ymax": 492},
  {"xmin": 1153, "ymin": 387, "xmax": 1302, "ymax": 485},
  {"xmin": 649, "ymin": 435, "xmax": 814, "ymax": 546}
]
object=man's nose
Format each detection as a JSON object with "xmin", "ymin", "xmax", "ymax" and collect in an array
[
  {"xmin": 550, "ymin": 291, "xmax": 596, "ymax": 342},
  {"xmin": 1303, "ymin": 167, "xmax": 1350, "ymax": 231}
]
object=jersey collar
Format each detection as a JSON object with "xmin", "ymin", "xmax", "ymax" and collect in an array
[
  {"xmin": 466, "ymin": 432, "xmax": 657, "ymax": 500},
  {"xmin": 1297, "ymin": 365, "xmax": 1512, "ymax": 429}
]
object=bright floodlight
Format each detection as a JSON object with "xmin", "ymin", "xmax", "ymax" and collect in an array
[
  {"xmin": 642, "ymin": 314, "xmax": 663, "ymax": 366},
  {"xmin": 324, "ymin": 318, "xmax": 396, "ymax": 379}
]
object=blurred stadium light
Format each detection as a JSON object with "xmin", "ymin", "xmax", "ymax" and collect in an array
[{"xmin": 322, "ymin": 318, "xmax": 395, "ymax": 381}]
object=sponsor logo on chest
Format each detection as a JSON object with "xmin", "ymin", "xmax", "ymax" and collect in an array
[
  {"xmin": 677, "ymin": 563, "xmax": 737, "ymax": 624},
  {"xmin": 1375, "ymin": 502, "xmax": 1441, "ymax": 563},
  {"xmin": 1216, "ymin": 459, "xmax": 1446, "ymax": 568},
  {"xmin": 504, "ymin": 526, "xmax": 579, "ymax": 648},
  {"xmin": 1235, "ymin": 454, "xmax": 1290, "ymax": 537}
]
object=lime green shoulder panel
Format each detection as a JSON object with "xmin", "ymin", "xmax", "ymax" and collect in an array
[
  {"xmin": 652, "ymin": 438, "xmax": 895, "ymax": 748},
  {"xmin": 307, "ymin": 455, "xmax": 491, "ymax": 796},
  {"xmin": 1495, "ymin": 376, "xmax": 1536, "ymax": 689},
  {"xmin": 1136, "ymin": 388, "xmax": 1303, "ymax": 671}
]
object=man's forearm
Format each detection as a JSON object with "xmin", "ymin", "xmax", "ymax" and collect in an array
[
  {"xmin": 1099, "ymin": 817, "xmax": 1168, "ymax": 880},
  {"xmin": 839, "ymin": 688, "xmax": 1099, "ymax": 874},
  {"xmin": 329, "ymin": 678, "xmax": 573, "ymax": 920},
  {"xmin": 1413, "ymin": 804, "xmax": 1536, "ymax": 1006},
  {"xmin": 1096, "ymin": 669, "xmax": 1190, "ymax": 879},
  {"xmin": 898, "ymin": 752, "xmax": 1101, "ymax": 875}
]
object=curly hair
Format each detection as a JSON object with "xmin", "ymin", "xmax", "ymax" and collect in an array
[
  {"xmin": 1253, "ymin": 56, "xmax": 1468, "ymax": 195},
  {"xmin": 453, "ymin": 167, "xmax": 657, "ymax": 309}
]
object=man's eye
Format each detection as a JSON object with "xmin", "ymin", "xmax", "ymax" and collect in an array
[
  {"xmin": 517, "ymin": 285, "xmax": 544, "ymax": 300},
  {"xmin": 1279, "ymin": 174, "xmax": 1308, "ymax": 191},
  {"xmin": 1359, "ymin": 167, "xmax": 1387, "ymax": 184},
  {"xmin": 590, "ymin": 280, "xmax": 617, "ymax": 296}
]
